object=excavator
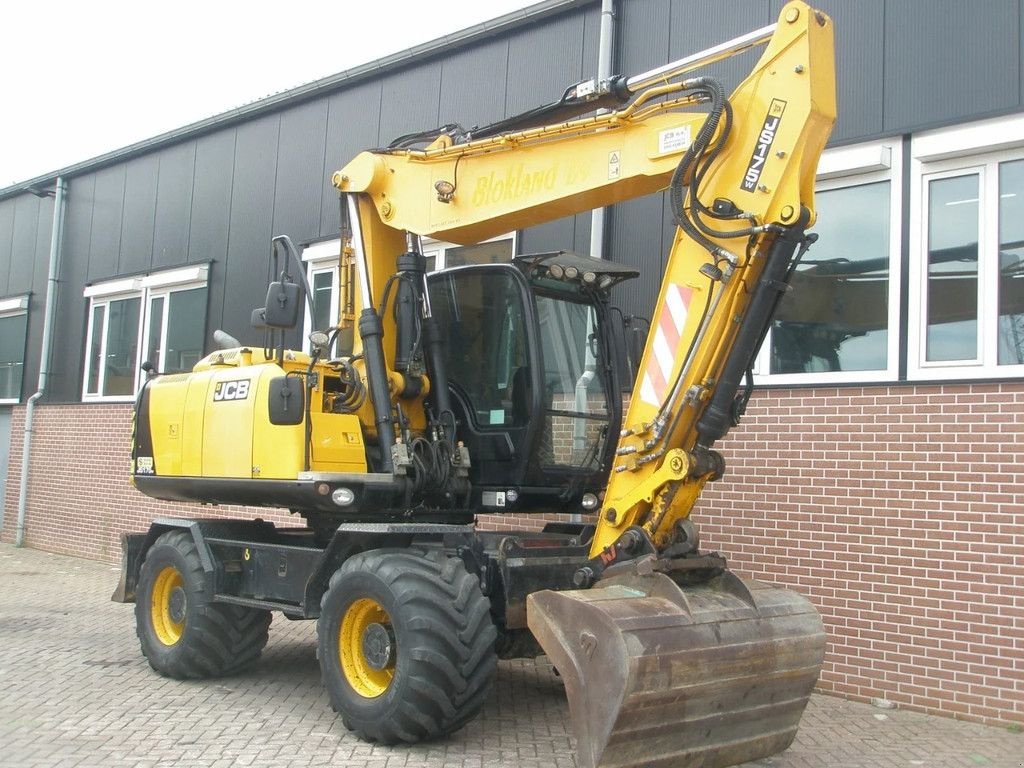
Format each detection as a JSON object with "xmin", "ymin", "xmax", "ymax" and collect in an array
[{"xmin": 114, "ymin": 4, "xmax": 835, "ymax": 766}]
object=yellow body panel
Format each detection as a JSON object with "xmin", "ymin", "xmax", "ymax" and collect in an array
[{"xmin": 309, "ymin": 412, "xmax": 367, "ymax": 473}]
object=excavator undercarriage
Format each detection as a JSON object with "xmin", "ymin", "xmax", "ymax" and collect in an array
[{"xmin": 116, "ymin": 4, "xmax": 836, "ymax": 767}]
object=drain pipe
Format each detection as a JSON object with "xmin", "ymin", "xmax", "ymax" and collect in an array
[
  {"xmin": 573, "ymin": 0, "xmax": 616, "ymax": 521},
  {"xmin": 588, "ymin": 0, "xmax": 616, "ymax": 261},
  {"xmin": 15, "ymin": 177, "xmax": 66, "ymax": 547}
]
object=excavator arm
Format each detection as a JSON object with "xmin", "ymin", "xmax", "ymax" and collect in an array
[{"xmin": 335, "ymin": 2, "xmax": 834, "ymax": 552}]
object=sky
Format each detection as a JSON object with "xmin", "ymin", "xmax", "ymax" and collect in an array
[{"xmin": 0, "ymin": 0, "xmax": 538, "ymax": 188}]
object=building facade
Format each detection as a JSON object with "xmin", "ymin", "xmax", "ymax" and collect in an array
[{"xmin": 0, "ymin": 0, "xmax": 1021, "ymax": 727}]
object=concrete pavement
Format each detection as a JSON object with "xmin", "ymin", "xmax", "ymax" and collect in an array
[{"xmin": 1, "ymin": 543, "xmax": 1020, "ymax": 768}]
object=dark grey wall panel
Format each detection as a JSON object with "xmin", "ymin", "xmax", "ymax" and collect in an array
[
  {"xmin": 188, "ymin": 131, "xmax": 235, "ymax": 266},
  {"xmin": 438, "ymin": 38, "xmax": 509, "ymax": 132},
  {"xmin": 273, "ymin": 99, "xmax": 328, "ymax": 243},
  {"xmin": 608, "ymin": 195, "xmax": 665, "ymax": 321},
  {"xmin": 0, "ymin": 200, "xmax": 16, "ymax": 296},
  {"xmin": 8, "ymin": 195, "xmax": 41, "ymax": 295},
  {"xmin": 668, "ymin": 1, "xmax": 770, "ymax": 93},
  {"xmin": 22, "ymin": 195, "xmax": 54, "ymax": 397},
  {"xmin": 884, "ymin": 0, "xmax": 1019, "ymax": 132},
  {"xmin": 87, "ymin": 166, "xmax": 126, "ymax": 282},
  {"xmin": 320, "ymin": 82, "xmax": 383, "ymax": 237},
  {"xmin": 220, "ymin": 115, "xmax": 281, "ymax": 341},
  {"xmin": 119, "ymin": 154, "xmax": 160, "ymax": 275},
  {"xmin": 50, "ymin": 175, "xmax": 94, "ymax": 402},
  {"xmin": 152, "ymin": 141, "xmax": 196, "ymax": 268},
  {"xmin": 617, "ymin": 0, "xmax": 670, "ymax": 80},
  {"xmin": 768, "ymin": 0, "xmax": 884, "ymax": 143},
  {"xmin": 378, "ymin": 63, "xmax": 442, "ymax": 147},
  {"xmin": 506, "ymin": 10, "xmax": 587, "ymax": 115}
]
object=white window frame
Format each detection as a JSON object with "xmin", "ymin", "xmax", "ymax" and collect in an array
[
  {"xmin": 299, "ymin": 233, "xmax": 517, "ymax": 353},
  {"xmin": 908, "ymin": 114, "xmax": 1024, "ymax": 380},
  {"xmin": 753, "ymin": 138, "xmax": 903, "ymax": 384},
  {"xmin": 82, "ymin": 265, "xmax": 208, "ymax": 401},
  {"xmin": 0, "ymin": 295, "xmax": 30, "ymax": 404}
]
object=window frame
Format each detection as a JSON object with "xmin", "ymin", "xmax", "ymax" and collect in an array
[
  {"xmin": 0, "ymin": 295, "xmax": 30, "ymax": 404},
  {"xmin": 907, "ymin": 114, "xmax": 1024, "ymax": 381},
  {"xmin": 82, "ymin": 265, "xmax": 209, "ymax": 402},
  {"xmin": 753, "ymin": 138, "xmax": 903, "ymax": 385},
  {"xmin": 299, "ymin": 233, "xmax": 517, "ymax": 354}
]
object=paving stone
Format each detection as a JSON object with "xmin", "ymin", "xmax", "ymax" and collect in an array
[{"xmin": 1, "ymin": 543, "xmax": 1021, "ymax": 768}]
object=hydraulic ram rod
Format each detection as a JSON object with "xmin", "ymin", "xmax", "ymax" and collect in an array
[{"xmin": 625, "ymin": 23, "xmax": 776, "ymax": 94}]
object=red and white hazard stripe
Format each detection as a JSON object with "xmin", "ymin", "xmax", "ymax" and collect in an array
[{"xmin": 639, "ymin": 283, "xmax": 693, "ymax": 407}]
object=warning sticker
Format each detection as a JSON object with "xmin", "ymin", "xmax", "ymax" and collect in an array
[
  {"xmin": 658, "ymin": 126, "xmax": 691, "ymax": 154},
  {"xmin": 608, "ymin": 150, "xmax": 621, "ymax": 180}
]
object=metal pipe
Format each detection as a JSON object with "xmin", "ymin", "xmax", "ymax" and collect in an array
[
  {"xmin": 625, "ymin": 23, "xmax": 775, "ymax": 94},
  {"xmin": 15, "ymin": 177, "xmax": 66, "ymax": 547},
  {"xmin": 588, "ymin": 0, "xmax": 616, "ymax": 263}
]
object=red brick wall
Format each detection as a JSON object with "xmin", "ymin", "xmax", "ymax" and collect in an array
[
  {"xmin": 2, "ymin": 384, "xmax": 1021, "ymax": 728},
  {"xmin": 696, "ymin": 382, "xmax": 1023, "ymax": 728},
  {"xmin": 0, "ymin": 404, "xmax": 299, "ymax": 562}
]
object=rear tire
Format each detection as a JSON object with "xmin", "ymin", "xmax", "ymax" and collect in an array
[
  {"xmin": 317, "ymin": 548, "xmax": 497, "ymax": 744},
  {"xmin": 135, "ymin": 530, "xmax": 272, "ymax": 679}
]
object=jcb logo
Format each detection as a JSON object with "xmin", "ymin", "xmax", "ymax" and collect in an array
[{"xmin": 213, "ymin": 379, "xmax": 250, "ymax": 402}]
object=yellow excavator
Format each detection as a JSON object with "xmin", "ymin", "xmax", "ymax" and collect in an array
[{"xmin": 114, "ymin": 4, "xmax": 835, "ymax": 766}]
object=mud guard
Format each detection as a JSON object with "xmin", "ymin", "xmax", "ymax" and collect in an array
[{"xmin": 527, "ymin": 570, "xmax": 824, "ymax": 768}]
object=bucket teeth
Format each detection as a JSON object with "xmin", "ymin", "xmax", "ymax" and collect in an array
[{"xmin": 526, "ymin": 571, "xmax": 824, "ymax": 768}]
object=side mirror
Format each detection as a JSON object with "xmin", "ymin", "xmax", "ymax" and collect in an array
[
  {"xmin": 260, "ymin": 281, "xmax": 301, "ymax": 329},
  {"xmin": 268, "ymin": 376, "xmax": 305, "ymax": 426}
]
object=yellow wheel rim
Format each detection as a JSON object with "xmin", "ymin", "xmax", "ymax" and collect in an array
[
  {"xmin": 151, "ymin": 565, "xmax": 186, "ymax": 646},
  {"xmin": 339, "ymin": 598, "xmax": 395, "ymax": 698}
]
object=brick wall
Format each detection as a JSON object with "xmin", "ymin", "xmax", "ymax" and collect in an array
[
  {"xmin": 0, "ymin": 404, "xmax": 299, "ymax": 562},
  {"xmin": 2, "ymin": 384, "xmax": 1021, "ymax": 727},
  {"xmin": 695, "ymin": 382, "xmax": 1023, "ymax": 728}
]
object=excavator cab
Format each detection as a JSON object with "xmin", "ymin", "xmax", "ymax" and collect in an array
[{"xmin": 426, "ymin": 252, "xmax": 638, "ymax": 510}]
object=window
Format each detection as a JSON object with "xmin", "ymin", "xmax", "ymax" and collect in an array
[
  {"xmin": 300, "ymin": 234, "xmax": 516, "ymax": 352},
  {"xmin": 909, "ymin": 114, "xmax": 1024, "ymax": 379},
  {"xmin": 0, "ymin": 296, "xmax": 29, "ymax": 402},
  {"xmin": 755, "ymin": 140, "xmax": 902, "ymax": 383},
  {"xmin": 83, "ymin": 266, "xmax": 208, "ymax": 400}
]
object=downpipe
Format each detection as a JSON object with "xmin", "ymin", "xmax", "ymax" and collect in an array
[{"xmin": 15, "ymin": 177, "xmax": 66, "ymax": 547}]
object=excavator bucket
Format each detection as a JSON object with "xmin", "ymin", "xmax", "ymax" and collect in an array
[{"xmin": 527, "ymin": 570, "xmax": 825, "ymax": 768}]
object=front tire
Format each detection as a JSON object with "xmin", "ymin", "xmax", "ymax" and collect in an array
[
  {"xmin": 135, "ymin": 530, "xmax": 272, "ymax": 679},
  {"xmin": 317, "ymin": 548, "xmax": 497, "ymax": 744}
]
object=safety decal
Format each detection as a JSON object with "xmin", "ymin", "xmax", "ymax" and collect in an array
[
  {"xmin": 213, "ymin": 379, "xmax": 251, "ymax": 402},
  {"xmin": 136, "ymin": 456, "xmax": 155, "ymax": 475},
  {"xmin": 639, "ymin": 282, "xmax": 693, "ymax": 408},
  {"xmin": 741, "ymin": 98, "xmax": 787, "ymax": 192}
]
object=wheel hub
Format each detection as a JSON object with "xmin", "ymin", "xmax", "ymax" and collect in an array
[
  {"xmin": 168, "ymin": 586, "xmax": 187, "ymax": 624},
  {"xmin": 361, "ymin": 622, "xmax": 396, "ymax": 670}
]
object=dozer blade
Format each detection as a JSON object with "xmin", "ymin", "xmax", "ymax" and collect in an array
[{"xmin": 527, "ymin": 570, "xmax": 824, "ymax": 768}]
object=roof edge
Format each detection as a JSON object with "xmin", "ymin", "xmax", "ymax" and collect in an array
[{"xmin": 1, "ymin": 0, "xmax": 596, "ymax": 201}]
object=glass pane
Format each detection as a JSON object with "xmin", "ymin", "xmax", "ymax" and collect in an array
[
  {"xmin": 0, "ymin": 313, "xmax": 27, "ymax": 399},
  {"xmin": 103, "ymin": 297, "xmax": 141, "ymax": 396},
  {"xmin": 312, "ymin": 271, "xmax": 333, "ymax": 331},
  {"xmin": 536, "ymin": 295, "xmax": 608, "ymax": 470},
  {"xmin": 164, "ymin": 288, "xmax": 207, "ymax": 373},
  {"xmin": 771, "ymin": 182, "xmax": 890, "ymax": 373},
  {"xmin": 926, "ymin": 174, "xmax": 979, "ymax": 362},
  {"xmin": 87, "ymin": 304, "xmax": 104, "ymax": 395},
  {"xmin": 429, "ymin": 270, "xmax": 529, "ymax": 427},
  {"xmin": 998, "ymin": 159, "xmax": 1024, "ymax": 365},
  {"xmin": 445, "ymin": 239, "xmax": 513, "ymax": 268},
  {"xmin": 146, "ymin": 296, "xmax": 165, "ymax": 370}
]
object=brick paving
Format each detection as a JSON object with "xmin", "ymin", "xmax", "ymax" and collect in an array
[{"xmin": 1, "ymin": 543, "xmax": 1020, "ymax": 768}]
